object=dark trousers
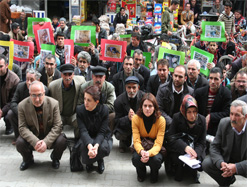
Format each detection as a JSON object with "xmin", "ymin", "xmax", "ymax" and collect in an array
[
  {"xmin": 80, "ymin": 138, "xmax": 113, "ymax": 165},
  {"xmin": 132, "ymin": 152, "xmax": 163, "ymax": 178},
  {"xmin": 3, "ymin": 110, "xmax": 11, "ymax": 129},
  {"xmin": 202, "ymin": 156, "xmax": 236, "ymax": 186},
  {"xmin": 16, "ymin": 134, "xmax": 67, "ymax": 163},
  {"xmin": 6, "ymin": 110, "xmax": 18, "ymax": 138},
  {"xmin": 115, "ymin": 131, "xmax": 132, "ymax": 147}
]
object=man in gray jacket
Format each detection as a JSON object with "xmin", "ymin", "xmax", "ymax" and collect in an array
[{"xmin": 209, "ymin": 0, "xmax": 224, "ymax": 16}]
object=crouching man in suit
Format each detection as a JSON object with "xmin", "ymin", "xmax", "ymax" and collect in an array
[
  {"xmin": 202, "ymin": 100, "xmax": 247, "ymax": 186},
  {"xmin": 16, "ymin": 81, "xmax": 67, "ymax": 171}
]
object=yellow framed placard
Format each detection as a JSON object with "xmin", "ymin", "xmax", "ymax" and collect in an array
[{"xmin": 0, "ymin": 40, "xmax": 14, "ymax": 70}]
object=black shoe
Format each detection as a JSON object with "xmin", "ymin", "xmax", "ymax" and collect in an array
[
  {"xmin": 137, "ymin": 176, "xmax": 145, "ymax": 182},
  {"xmin": 20, "ymin": 160, "xmax": 34, "ymax": 171},
  {"xmin": 86, "ymin": 164, "xmax": 94, "ymax": 173},
  {"xmin": 174, "ymin": 166, "xmax": 183, "ymax": 182},
  {"xmin": 193, "ymin": 171, "xmax": 200, "ymax": 184},
  {"xmin": 52, "ymin": 159, "xmax": 60, "ymax": 169},
  {"xmin": 97, "ymin": 159, "xmax": 105, "ymax": 174},
  {"xmin": 5, "ymin": 127, "xmax": 13, "ymax": 135}
]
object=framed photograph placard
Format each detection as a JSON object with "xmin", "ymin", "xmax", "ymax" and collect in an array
[
  {"xmin": 11, "ymin": 39, "xmax": 34, "ymax": 62},
  {"xmin": 158, "ymin": 48, "xmax": 185, "ymax": 72},
  {"xmin": 33, "ymin": 22, "xmax": 55, "ymax": 53},
  {"xmin": 131, "ymin": 50, "xmax": 152, "ymax": 69},
  {"xmin": 100, "ymin": 39, "xmax": 127, "ymax": 62},
  {"xmin": 0, "ymin": 40, "xmax": 14, "ymax": 70},
  {"xmin": 64, "ymin": 39, "xmax": 74, "ymax": 64},
  {"xmin": 39, "ymin": 44, "xmax": 56, "ymax": 68},
  {"xmin": 201, "ymin": 21, "xmax": 226, "ymax": 42},
  {"xmin": 27, "ymin": 17, "xmax": 51, "ymax": 37},
  {"xmin": 190, "ymin": 46, "xmax": 214, "ymax": 77},
  {"xmin": 70, "ymin": 26, "xmax": 96, "ymax": 47}
]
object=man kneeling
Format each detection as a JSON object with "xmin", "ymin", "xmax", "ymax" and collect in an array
[{"xmin": 16, "ymin": 81, "xmax": 67, "ymax": 171}]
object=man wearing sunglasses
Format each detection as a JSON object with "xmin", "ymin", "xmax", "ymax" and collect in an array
[{"xmin": 48, "ymin": 64, "xmax": 85, "ymax": 139}]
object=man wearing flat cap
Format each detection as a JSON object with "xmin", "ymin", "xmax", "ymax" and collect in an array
[
  {"xmin": 78, "ymin": 65, "xmax": 116, "ymax": 130},
  {"xmin": 113, "ymin": 76, "xmax": 145, "ymax": 152},
  {"xmin": 49, "ymin": 64, "xmax": 85, "ymax": 139}
]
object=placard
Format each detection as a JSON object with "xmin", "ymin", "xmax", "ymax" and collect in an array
[
  {"xmin": 201, "ymin": 21, "xmax": 226, "ymax": 42},
  {"xmin": 11, "ymin": 39, "xmax": 34, "ymax": 62},
  {"xmin": 100, "ymin": 39, "xmax": 127, "ymax": 62},
  {"xmin": 0, "ymin": 40, "xmax": 14, "ymax": 70},
  {"xmin": 27, "ymin": 17, "xmax": 51, "ymax": 37},
  {"xmin": 64, "ymin": 39, "xmax": 74, "ymax": 64},
  {"xmin": 122, "ymin": 0, "xmax": 136, "ymax": 19}
]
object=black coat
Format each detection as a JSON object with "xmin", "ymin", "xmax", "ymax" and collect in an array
[
  {"xmin": 112, "ymin": 70, "xmax": 144, "ymax": 97},
  {"xmin": 74, "ymin": 66, "xmax": 93, "ymax": 81},
  {"xmin": 167, "ymin": 112, "xmax": 206, "ymax": 161},
  {"xmin": 186, "ymin": 74, "xmax": 209, "ymax": 91},
  {"xmin": 77, "ymin": 104, "xmax": 111, "ymax": 146},
  {"xmin": 15, "ymin": 17, "xmax": 27, "ymax": 35},
  {"xmin": 137, "ymin": 64, "xmax": 150, "ymax": 91},
  {"xmin": 126, "ymin": 42, "xmax": 148, "ymax": 56},
  {"xmin": 229, "ymin": 57, "xmax": 242, "ymax": 80},
  {"xmin": 156, "ymin": 80, "xmax": 194, "ymax": 127},
  {"xmin": 146, "ymin": 74, "xmax": 172, "ymax": 96},
  {"xmin": 195, "ymin": 85, "xmax": 232, "ymax": 135},
  {"xmin": 113, "ymin": 91, "xmax": 145, "ymax": 136},
  {"xmin": 37, "ymin": 66, "xmax": 61, "ymax": 87},
  {"xmin": 113, "ymin": 12, "xmax": 128, "ymax": 28},
  {"xmin": 98, "ymin": 27, "xmax": 107, "ymax": 45}
]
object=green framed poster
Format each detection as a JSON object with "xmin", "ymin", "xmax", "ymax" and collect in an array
[
  {"xmin": 158, "ymin": 48, "xmax": 185, "ymax": 72},
  {"xmin": 131, "ymin": 50, "xmax": 152, "ymax": 69},
  {"xmin": 201, "ymin": 21, "xmax": 226, "ymax": 42},
  {"xmin": 27, "ymin": 17, "xmax": 51, "ymax": 37},
  {"xmin": 190, "ymin": 46, "xmax": 214, "ymax": 77},
  {"xmin": 70, "ymin": 26, "xmax": 96, "ymax": 47}
]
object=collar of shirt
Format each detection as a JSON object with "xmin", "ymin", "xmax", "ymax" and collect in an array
[
  {"xmin": 45, "ymin": 70, "xmax": 55, "ymax": 78},
  {"xmin": 62, "ymin": 79, "xmax": 74, "ymax": 90},
  {"xmin": 172, "ymin": 83, "xmax": 184, "ymax": 94},
  {"xmin": 78, "ymin": 67, "xmax": 88, "ymax": 75},
  {"xmin": 188, "ymin": 76, "xmax": 198, "ymax": 88},
  {"xmin": 232, "ymin": 120, "xmax": 247, "ymax": 135}
]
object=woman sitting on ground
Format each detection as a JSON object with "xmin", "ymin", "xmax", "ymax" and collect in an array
[
  {"xmin": 132, "ymin": 93, "xmax": 166, "ymax": 183},
  {"xmin": 76, "ymin": 85, "xmax": 113, "ymax": 174}
]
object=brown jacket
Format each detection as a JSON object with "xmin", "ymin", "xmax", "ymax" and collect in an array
[
  {"xmin": 18, "ymin": 96, "xmax": 63, "ymax": 148},
  {"xmin": 181, "ymin": 10, "xmax": 194, "ymax": 26},
  {"xmin": 0, "ymin": 0, "xmax": 11, "ymax": 33},
  {"xmin": 8, "ymin": 30, "xmax": 25, "ymax": 41},
  {"xmin": 0, "ymin": 69, "xmax": 20, "ymax": 116}
]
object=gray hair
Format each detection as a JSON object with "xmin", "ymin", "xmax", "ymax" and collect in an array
[
  {"xmin": 187, "ymin": 59, "xmax": 201, "ymax": 70},
  {"xmin": 29, "ymin": 81, "xmax": 45, "ymax": 94},
  {"xmin": 59, "ymin": 17, "xmax": 66, "ymax": 23},
  {"xmin": 133, "ymin": 49, "xmax": 143, "ymax": 57},
  {"xmin": 77, "ymin": 51, "xmax": 91, "ymax": 63},
  {"xmin": 44, "ymin": 54, "xmax": 56, "ymax": 62},
  {"xmin": 112, "ymin": 33, "xmax": 120, "ymax": 40},
  {"xmin": 26, "ymin": 68, "xmax": 41, "ymax": 80},
  {"xmin": 231, "ymin": 100, "xmax": 247, "ymax": 116}
]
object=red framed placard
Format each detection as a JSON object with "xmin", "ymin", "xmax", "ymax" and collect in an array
[
  {"xmin": 100, "ymin": 39, "xmax": 127, "ymax": 62},
  {"xmin": 33, "ymin": 22, "xmax": 55, "ymax": 53},
  {"xmin": 64, "ymin": 39, "xmax": 74, "ymax": 64},
  {"xmin": 11, "ymin": 39, "xmax": 34, "ymax": 62}
]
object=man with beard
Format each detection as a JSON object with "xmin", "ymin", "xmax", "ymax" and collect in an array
[
  {"xmin": 230, "ymin": 71, "xmax": 247, "ymax": 101},
  {"xmin": 114, "ymin": 76, "xmax": 145, "ymax": 152},
  {"xmin": 49, "ymin": 64, "xmax": 85, "ymax": 139},
  {"xmin": 74, "ymin": 51, "xmax": 93, "ymax": 81},
  {"xmin": 186, "ymin": 59, "xmax": 208, "ymax": 90},
  {"xmin": 37, "ymin": 54, "xmax": 61, "ymax": 87},
  {"xmin": 202, "ymin": 100, "xmax": 247, "ymax": 186},
  {"xmin": 156, "ymin": 65, "xmax": 194, "ymax": 128}
]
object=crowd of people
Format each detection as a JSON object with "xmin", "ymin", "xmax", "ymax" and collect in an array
[{"xmin": 0, "ymin": 0, "xmax": 247, "ymax": 185}]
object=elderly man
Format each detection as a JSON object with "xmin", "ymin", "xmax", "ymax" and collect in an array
[
  {"xmin": 231, "ymin": 71, "xmax": 247, "ymax": 101},
  {"xmin": 114, "ymin": 76, "xmax": 145, "ymax": 153},
  {"xmin": 156, "ymin": 65, "xmax": 194, "ymax": 127},
  {"xmin": 181, "ymin": 3, "xmax": 195, "ymax": 35},
  {"xmin": 147, "ymin": 59, "xmax": 172, "ymax": 96},
  {"xmin": 16, "ymin": 81, "xmax": 67, "ymax": 170},
  {"xmin": 8, "ymin": 22, "xmax": 24, "ymax": 41},
  {"xmin": 195, "ymin": 67, "xmax": 232, "ymax": 136},
  {"xmin": 186, "ymin": 59, "xmax": 208, "ymax": 90},
  {"xmin": 202, "ymin": 100, "xmax": 247, "ymax": 186},
  {"xmin": 54, "ymin": 17, "xmax": 68, "ymax": 36},
  {"xmin": 209, "ymin": 0, "xmax": 224, "ymax": 16},
  {"xmin": 112, "ymin": 56, "xmax": 144, "ymax": 97},
  {"xmin": 49, "ymin": 64, "xmax": 85, "ymax": 139},
  {"xmin": 74, "ymin": 51, "xmax": 92, "ymax": 81},
  {"xmin": 37, "ymin": 54, "xmax": 61, "ymax": 87},
  {"xmin": 15, "ymin": 11, "xmax": 28, "ymax": 36},
  {"xmin": 8, "ymin": 69, "xmax": 49, "ymax": 140},
  {"xmin": 126, "ymin": 33, "xmax": 148, "ymax": 56},
  {"xmin": 0, "ymin": 54, "xmax": 20, "ymax": 135}
]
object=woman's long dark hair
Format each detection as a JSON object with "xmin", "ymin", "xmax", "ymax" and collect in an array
[{"xmin": 136, "ymin": 93, "xmax": 161, "ymax": 120}]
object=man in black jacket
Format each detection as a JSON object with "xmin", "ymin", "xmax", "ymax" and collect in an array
[
  {"xmin": 37, "ymin": 54, "xmax": 61, "ymax": 87},
  {"xmin": 195, "ymin": 67, "xmax": 232, "ymax": 136},
  {"xmin": 92, "ymin": 18, "xmax": 107, "ymax": 46},
  {"xmin": 156, "ymin": 65, "xmax": 194, "ymax": 127},
  {"xmin": 147, "ymin": 59, "xmax": 172, "ymax": 96},
  {"xmin": 55, "ymin": 32, "xmax": 65, "ymax": 66},
  {"xmin": 126, "ymin": 33, "xmax": 148, "ymax": 56},
  {"xmin": 113, "ymin": 7, "xmax": 128, "ymax": 28},
  {"xmin": 112, "ymin": 56, "xmax": 144, "ymax": 96},
  {"xmin": 186, "ymin": 59, "xmax": 208, "ymax": 90},
  {"xmin": 15, "ymin": 11, "xmax": 27, "ymax": 36},
  {"xmin": 114, "ymin": 76, "xmax": 145, "ymax": 153}
]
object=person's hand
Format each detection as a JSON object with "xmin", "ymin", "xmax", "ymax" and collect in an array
[
  {"xmin": 39, "ymin": 21, "xmax": 45, "ymax": 26},
  {"xmin": 206, "ymin": 114, "xmax": 210, "ymax": 130},
  {"xmin": 21, "ymin": 30, "xmax": 25, "ymax": 35},
  {"xmin": 0, "ymin": 109, "xmax": 2, "ymax": 119},
  {"xmin": 35, "ymin": 140, "xmax": 47, "ymax": 153},
  {"xmin": 221, "ymin": 162, "xmax": 236, "ymax": 177},
  {"xmin": 89, "ymin": 43, "xmax": 95, "ymax": 55},
  {"xmin": 71, "ymin": 56, "xmax": 77, "ymax": 66},
  {"xmin": 167, "ymin": 31, "xmax": 173, "ymax": 36},
  {"xmin": 29, "ymin": 56, "xmax": 34, "ymax": 66},
  {"xmin": 128, "ymin": 109, "xmax": 135, "ymax": 121},
  {"xmin": 207, "ymin": 62, "xmax": 215, "ymax": 70},
  {"xmin": 140, "ymin": 150, "xmax": 149, "ymax": 163},
  {"xmin": 87, "ymin": 144, "xmax": 95, "ymax": 159},
  {"xmin": 195, "ymin": 13, "xmax": 198, "ymax": 18},
  {"xmin": 216, "ymin": 13, "xmax": 219, "ymax": 16},
  {"xmin": 6, "ymin": 19, "xmax": 8, "ymax": 24},
  {"xmin": 225, "ymin": 64, "xmax": 231, "ymax": 71},
  {"xmin": 185, "ymin": 146, "xmax": 197, "ymax": 159}
]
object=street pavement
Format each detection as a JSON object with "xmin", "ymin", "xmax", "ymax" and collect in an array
[{"xmin": 0, "ymin": 118, "xmax": 246, "ymax": 187}]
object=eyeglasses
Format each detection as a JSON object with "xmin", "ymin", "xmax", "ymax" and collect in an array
[
  {"xmin": 135, "ymin": 58, "xmax": 142, "ymax": 61},
  {"xmin": 31, "ymin": 94, "xmax": 44, "ymax": 98},
  {"xmin": 78, "ymin": 60, "xmax": 87, "ymax": 64}
]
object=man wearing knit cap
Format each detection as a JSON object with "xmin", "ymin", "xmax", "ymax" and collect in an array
[{"xmin": 49, "ymin": 64, "xmax": 85, "ymax": 139}]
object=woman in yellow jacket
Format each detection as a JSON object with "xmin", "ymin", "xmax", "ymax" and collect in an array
[{"xmin": 132, "ymin": 93, "xmax": 166, "ymax": 183}]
